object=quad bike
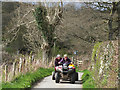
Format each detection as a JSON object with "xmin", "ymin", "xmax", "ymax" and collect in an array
[{"xmin": 52, "ymin": 63, "xmax": 78, "ymax": 84}]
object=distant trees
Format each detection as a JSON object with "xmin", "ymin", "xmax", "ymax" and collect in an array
[
  {"xmin": 85, "ymin": 1, "xmax": 119, "ymax": 40},
  {"xmin": 34, "ymin": 1, "xmax": 63, "ymax": 65},
  {"xmin": 3, "ymin": 1, "xmax": 119, "ymax": 63},
  {"xmin": 104, "ymin": 2, "xmax": 119, "ymax": 40}
]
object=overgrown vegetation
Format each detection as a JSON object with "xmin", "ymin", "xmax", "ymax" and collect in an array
[
  {"xmin": 2, "ymin": 68, "xmax": 53, "ymax": 89},
  {"xmin": 91, "ymin": 42, "xmax": 102, "ymax": 63},
  {"xmin": 81, "ymin": 70, "xmax": 95, "ymax": 88},
  {"xmin": 82, "ymin": 40, "xmax": 118, "ymax": 88},
  {"xmin": 90, "ymin": 41, "xmax": 118, "ymax": 88}
]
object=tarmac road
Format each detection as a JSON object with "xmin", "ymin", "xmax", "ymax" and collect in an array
[{"xmin": 32, "ymin": 72, "xmax": 83, "ymax": 88}]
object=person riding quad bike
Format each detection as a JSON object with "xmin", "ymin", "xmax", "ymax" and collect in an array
[
  {"xmin": 55, "ymin": 54, "xmax": 62, "ymax": 66},
  {"xmin": 58, "ymin": 54, "xmax": 72, "ymax": 65},
  {"xmin": 54, "ymin": 54, "xmax": 78, "ymax": 84},
  {"xmin": 52, "ymin": 54, "xmax": 62, "ymax": 80}
]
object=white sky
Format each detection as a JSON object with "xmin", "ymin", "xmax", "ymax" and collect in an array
[{"xmin": 0, "ymin": 0, "xmax": 119, "ymax": 2}]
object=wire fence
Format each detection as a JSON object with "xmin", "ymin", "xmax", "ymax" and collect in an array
[{"xmin": 0, "ymin": 55, "xmax": 55, "ymax": 83}]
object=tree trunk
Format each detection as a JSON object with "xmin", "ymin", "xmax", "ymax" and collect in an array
[
  {"xmin": 108, "ymin": 2, "xmax": 116, "ymax": 40},
  {"xmin": 108, "ymin": 17, "xmax": 113, "ymax": 40},
  {"xmin": 42, "ymin": 47, "xmax": 52, "ymax": 65},
  {"xmin": 117, "ymin": 2, "xmax": 120, "ymax": 36},
  {"xmin": 42, "ymin": 49, "xmax": 48, "ymax": 65},
  {"xmin": 42, "ymin": 38, "xmax": 52, "ymax": 66}
]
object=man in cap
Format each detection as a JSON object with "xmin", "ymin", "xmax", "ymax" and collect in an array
[
  {"xmin": 52, "ymin": 54, "xmax": 62, "ymax": 80},
  {"xmin": 55, "ymin": 54, "xmax": 62, "ymax": 66},
  {"xmin": 58, "ymin": 54, "xmax": 72, "ymax": 65}
]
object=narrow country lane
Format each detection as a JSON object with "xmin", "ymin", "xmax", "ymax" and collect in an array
[{"xmin": 32, "ymin": 72, "xmax": 83, "ymax": 89}]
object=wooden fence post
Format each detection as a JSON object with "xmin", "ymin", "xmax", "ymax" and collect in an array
[
  {"xmin": 72, "ymin": 57, "xmax": 74, "ymax": 64},
  {"xmin": 5, "ymin": 65, "xmax": 7, "ymax": 82},
  {"xmin": 33, "ymin": 60, "xmax": 35, "ymax": 70},
  {"xmin": 52, "ymin": 57, "xmax": 53, "ymax": 66},
  {"xmin": 78, "ymin": 60, "xmax": 83, "ymax": 69},
  {"xmin": 28, "ymin": 56, "xmax": 32, "ymax": 71},
  {"xmin": 47, "ymin": 58, "xmax": 48, "ymax": 68},
  {"xmin": 25, "ymin": 59, "xmax": 28, "ymax": 72},
  {"xmin": 31, "ymin": 59, "xmax": 35, "ymax": 70},
  {"xmin": 7, "ymin": 67, "xmax": 10, "ymax": 82},
  {"xmin": 19, "ymin": 58, "xmax": 22, "ymax": 72},
  {"xmin": 15, "ymin": 61, "xmax": 19, "ymax": 76},
  {"xmin": 35, "ymin": 60, "xmax": 38, "ymax": 70},
  {"xmin": 12, "ymin": 62, "xmax": 16, "ymax": 77},
  {"xmin": 0, "ymin": 65, "xmax": 3, "ymax": 83},
  {"xmin": 77, "ymin": 59, "xmax": 79, "ymax": 66},
  {"xmin": 22, "ymin": 58, "xmax": 25, "ymax": 73},
  {"xmin": 32, "ymin": 55, "xmax": 34, "ymax": 62}
]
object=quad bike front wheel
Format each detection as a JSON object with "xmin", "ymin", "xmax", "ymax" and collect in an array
[
  {"xmin": 75, "ymin": 72, "xmax": 78, "ymax": 81},
  {"xmin": 71, "ymin": 72, "xmax": 76, "ymax": 84},
  {"xmin": 52, "ymin": 71, "xmax": 55, "ymax": 80},
  {"xmin": 55, "ymin": 72, "xmax": 60, "ymax": 83}
]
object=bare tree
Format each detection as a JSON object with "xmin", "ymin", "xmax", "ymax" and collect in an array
[
  {"xmin": 85, "ymin": 2, "xmax": 119, "ymax": 40},
  {"xmin": 2, "ymin": 2, "xmax": 42, "ymax": 53},
  {"xmin": 34, "ymin": 1, "xmax": 63, "ymax": 65}
]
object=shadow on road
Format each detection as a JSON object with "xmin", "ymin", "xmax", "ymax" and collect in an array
[{"xmin": 59, "ymin": 80, "xmax": 82, "ymax": 84}]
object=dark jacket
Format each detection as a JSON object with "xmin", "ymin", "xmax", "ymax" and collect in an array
[
  {"xmin": 55, "ymin": 57, "xmax": 62, "ymax": 66},
  {"xmin": 59, "ymin": 58, "xmax": 71, "ymax": 65}
]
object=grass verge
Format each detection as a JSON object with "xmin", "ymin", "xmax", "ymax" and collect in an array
[
  {"xmin": 2, "ymin": 68, "xmax": 53, "ymax": 89},
  {"xmin": 81, "ymin": 69, "xmax": 95, "ymax": 88}
]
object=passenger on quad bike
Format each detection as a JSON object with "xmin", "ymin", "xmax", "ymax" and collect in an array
[
  {"xmin": 52, "ymin": 54, "xmax": 62, "ymax": 80},
  {"xmin": 58, "ymin": 54, "xmax": 72, "ymax": 65}
]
